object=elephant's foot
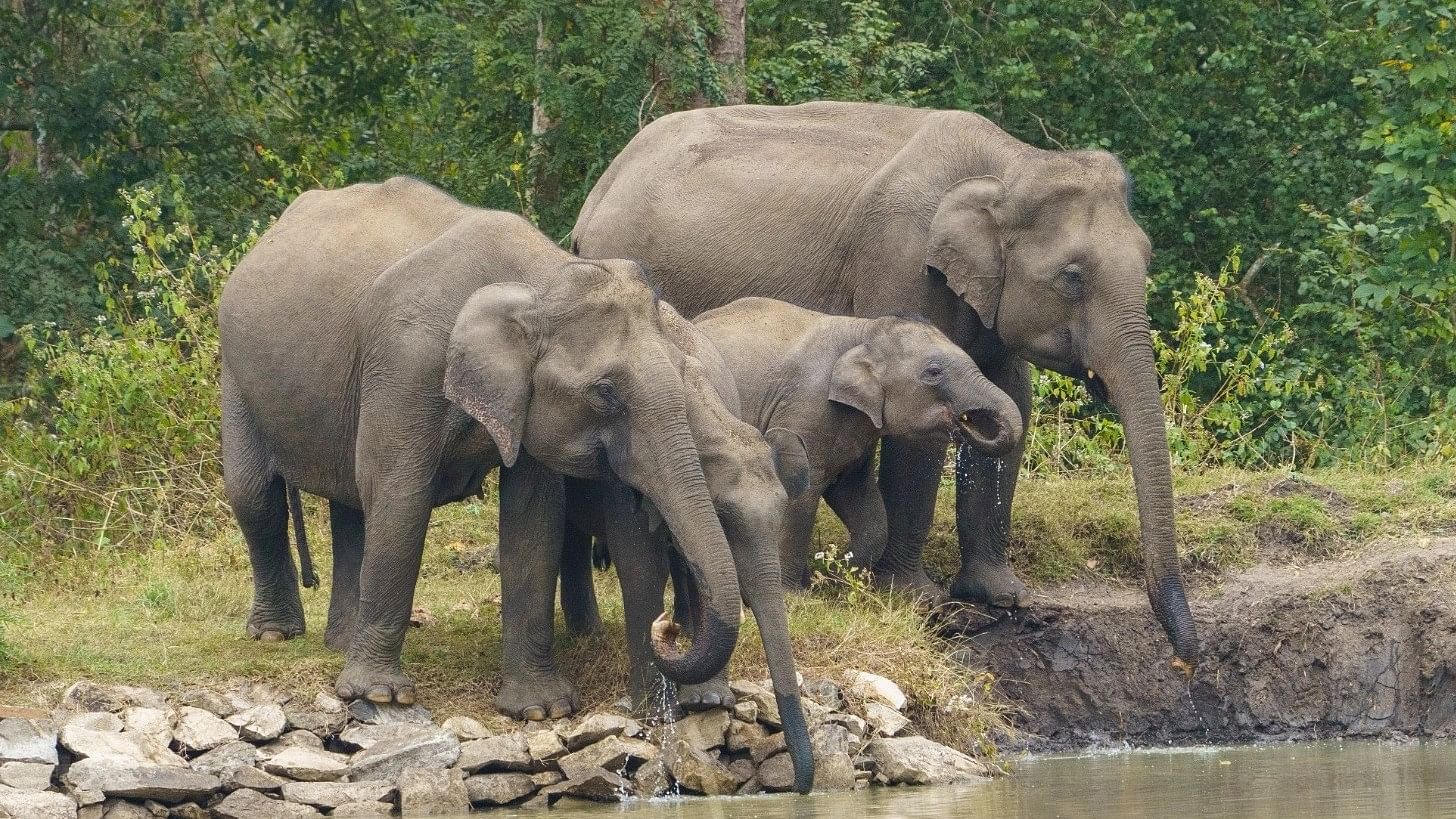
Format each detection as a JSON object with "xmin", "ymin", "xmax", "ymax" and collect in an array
[
  {"xmin": 950, "ymin": 559, "xmax": 1027, "ymax": 608},
  {"xmin": 335, "ymin": 660, "xmax": 417, "ymax": 705},
  {"xmin": 496, "ymin": 673, "xmax": 579, "ymax": 722},
  {"xmin": 246, "ymin": 599, "xmax": 305, "ymax": 643},
  {"xmin": 676, "ymin": 675, "xmax": 735, "ymax": 712},
  {"xmin": 871, "ymin": 567, "xmax": 949, "ymax": 608}
]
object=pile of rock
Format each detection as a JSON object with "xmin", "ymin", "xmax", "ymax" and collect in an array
[{"xmin": 0, "ymin": 672, "xmax": 989, "ymax": 817}]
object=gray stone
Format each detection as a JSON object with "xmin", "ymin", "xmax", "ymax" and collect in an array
[
  {"xmin": 0, "ymin": 783, "xmax": 77, "ymax": 819},
  {"xmin": 801, "ymin": 678, "xmax": 844, "ymax": 711},
  {"xmin": 344, "ymin": 701, "xmax": 432, "ymax": 727},
  {"xmin": 727, "ymin": 758, "xmax": 755, "ymax": 785},
  {"xmin": 337, "ymin": 723, "xmax": 406, "ymax": 753},
  {"xmin": 747, "ymin": 731, "xmax": 786, "ymax": 763},
  {"xmin": 661, "ymin": 737, "xmax": 737, "ymax": 796},
  {"xmin": 121, "ymin": 709, "xmax": 172, "ymax": 759},
  {"xmin": 61, "ymin": 720, "xmax": 187, "ymax": 768},
  {"xmin": 556, "ymin": 735, "xmax": 657, "ymax": 781},
  {"xmin": 77, "ymin": 803, "xmax": 103, "ymax": 819},
  {"xmin": 864, "ymin": 701, "xmax": 910, "ymax": 738},
  {"xmin": 731, "ymin": 699, "xmax": 758, "ymax": 724},
  {"xmin": 728, "ymin": 681, "xmax": 780, "ymax": 729},
  {"xmin": 630, "ymin": 758, "xmax": 671, "ymax": 799},
  {"xmin": 844, "ymin": 671, "xmax": 906, "ymax": 711},
  {"xmin": 257, "ymin": 731, "xmax": 323, "ymax": 758},
  {"xmin": 758, "ymin": 752, "xmax": 795, "ymax": 792},
  {"xmin": 213, "ymin": 788, "xmax": 321, "ymax": 819},
  {"xmin": 279, "ymin": 780, "xmax": 394, "ymax": 810},
  {"xmin": 187, "ymin": 742, "xmax": 258, "ymax": 779},
  {"xmin": 69, "ymin": 713, "xmax": 124, "ymax": 733},
  {"xmin": 530, "ymin": 770, "xmax": 564, "ymax": 787},
  {"xmin": 63, "ymin": 758, "xmax": 221, "ymax": 803},
  {"xmin": 177, "ymin": 690, "xmax": 240, "ymax": 720},
  {"xmin": 282, "ymin": 695, "xmax": 346, "ymax": 737},
  {"xmin": 62, "ymin": 682, "xmax": 168, "ymax": 714},
  {"xmin": 826, "ymin": 712, "xmax": 869, "ymax": 739},
  {"xmin": 330, "ymin": 801, "xmax": 394, "ymax": 817},
  {"xmin": 523, "ymin": 728, "xmax": 565, "ymax": 762},
  {"xmin": 167, "ymin": 801, "xmax": 209, "ymax": 819},
  {"xmin": 0, "ymin": 717, "xmax": 59, "ymax": 765},
  {"xmin": 0, "ymin": 760, "xmax": 54, "ymax": 790},
  {"xmin": 865, "ymin": 736, "xmax": 987, "ymax": 785},
  {"xmin": 221, "ymin": 765, "xmax": 286, "ymax": 793},
  {"xmin": 810, "ymin": 724, "xmax": 856, "ymax": 791},
  {"xmin": 673, "ymin": 708, "xmax": 731, "ymax": 752},
  {"xmin": 455, "ymin": 733, "xmax": 530, "ymax": 774},
  {"xmin": 559, "ymin": 713, "xmax": 640, "ymax": 751},
  {"xmin": 227, "ymin": 705, "xmax": 285, "ymax": 743},
  {"xmin": 555, "ymin": 768, "xmax": 631, "ymax": 803},
  {"xmin": 464, "ymin": 772, "xmax": 536, "ymax": 806},
  {"xmin": 171, "ymin": 708, "xmax": 237, "ymax": 754},
  {"xmin": 261, "ymin": 746, "xmax": 348, "ymax": 782},
  {"xmin": 348, "ymin": 728, "xmax": 458, "ymax": 783},
  {"xmin": 396, "ymin": 767, "xmax": 468, "ymax": 816},
  {"xmin": 438, "ymin": 716, "xmax": 491, "ymax": 742},
  {"xmin": 97, "ymin": 799, "xmax": 152, "ymax": 819},
  {"xmin": 726, "ymin": 719, "xmax": 768, "ymax": 753}
]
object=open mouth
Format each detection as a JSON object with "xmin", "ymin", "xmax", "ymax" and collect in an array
[
  {"xmin": 951, "ymin": 409, "xmax": 1003, "ymax": 449},
  {"xmin": 1083, "ymin": 369, "xmax": 1110, "ymax": 403}
]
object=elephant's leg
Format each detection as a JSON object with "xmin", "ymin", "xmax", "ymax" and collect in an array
[
  {"xmin": 600, "ymin": 483, "xmax": 673, "ymax": 718},
  {"xmin": 777, "ymin": 490, "xmax": 825, "ymax": 589},
  {"xmin": 871, "ymin": 435, "xmax": 950, "ymax": 605},
  {"xmin": 822, "ymin": 451, "xmax": 888, "ymax": 570},
  {"xmin": 324, "ymin": 501, "xmax": 365, "ymax": 652},
  {"xmin": 950, "ymin": 358, "xmax": 1032, "ymax": 607},
  {"xmin": 559, "ymin": 522, "xmax": 603, "ymax": 637},
  {"xmin": 222, "ymin": 369, "xmax": 304, "ymax": 642},
  {"xmin": 494, "ymin": 454, "xmax": 578, "ymax": 721},
  {"xmin": 670, "ymin": 548, "xmax": 735, "ymax": 712}
]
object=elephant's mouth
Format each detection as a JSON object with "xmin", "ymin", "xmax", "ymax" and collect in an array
[
  {"xmin": 1083, "ymin": 369, "xmax": 1111, "ymax": 404},
  {"xmin": 952, "ymin": 409, "xmax": 1015, "ymax": 457}
]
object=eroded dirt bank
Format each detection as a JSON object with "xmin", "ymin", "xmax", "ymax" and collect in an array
[{"xmin": 964, "ymin": 538, "xmax": 1456, "ymax": 750}]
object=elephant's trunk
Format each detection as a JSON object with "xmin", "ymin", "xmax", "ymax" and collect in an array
[
  {"xmin": 1096, "ymin": 323, "xmax": 1200, "ymax": 672},
  {"xmin": 952, "ymin": 364, "xmax": 1023, "ymax": 457}
]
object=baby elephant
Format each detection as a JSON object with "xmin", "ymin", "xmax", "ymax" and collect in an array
[{"xmin": 693, "ymin": 297, "xmax": 1023, "ymax": 588}]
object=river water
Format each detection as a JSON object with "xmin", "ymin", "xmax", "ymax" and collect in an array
[{"xmin": 485, "ymin": 740, "xmax": 1456, "ymax": 818}]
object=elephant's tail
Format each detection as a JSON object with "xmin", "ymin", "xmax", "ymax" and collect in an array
[{"xmin": 287, "ymin": 482, "xmax": 319, "ymax": 589}]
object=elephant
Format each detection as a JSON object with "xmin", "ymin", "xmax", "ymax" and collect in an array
[
  {"xmin": 219, "ymin": 176, "xmax": 745, "ymax": 717},
  {"xmin": 555, "ymin": 302, "xmax": 816, "ymax": 794},
  {"xmin": 572, "ymin": 101, "xmax": 1199, "ymax": 672},
  {"xmin": 690, "ymin": 297, "xmax": 1022, "ymax": 589}
]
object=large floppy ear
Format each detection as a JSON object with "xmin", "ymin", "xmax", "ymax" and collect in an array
[
  {"xmin": 764, "ymin": 427, "xmax": 810, "ymax": 498},
  {"xmin": 443, "ymin": 282, "xmax": 544, "ymax": 468},
  {"xmin": 926, "ymin": 176, "xmax": 1007, "ymax": 330},
  {"xmin": 828, "ymin": 344, "xmax": 884, "ymax": 429}
]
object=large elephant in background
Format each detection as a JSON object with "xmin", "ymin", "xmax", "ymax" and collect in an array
[
  {"xmin": 220, "ymin": 177, "xmax": 744, "ymax": 718},
  {"xmin": 573, "ymin": 101, "xmax": 1198, "ymax": 672}
]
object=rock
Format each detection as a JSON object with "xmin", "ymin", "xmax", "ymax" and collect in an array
[
  {"xmin": 168, "ymin": 801, "xmax": 210, "ymax": 819},
  {"xmin": 439, "ymin": 716, "xmax": 492, "ymax": 742},
  {"xmin": 63, "ymin": 758, "xmax": 221, "ymax": 803},
  {"xmin": 0, "ymin": 717, "xmax": 59, "ymax": 765},
  {"xmin": 61, "ymin": 719, "xmax": 187, "ymax": 768},
  {"xmin": 279, "ymin": 780, "xmax": 395, "ymax": 810},
  {"xmin": 0, "ymin": 784, "xmax": 77, "ymax": 818},
  {"xmin": 282, "ymin": 695, "xmax": 346, "ymax": 738},
  {"xmin": 727, "ymin": 758, "xmax": 755, "ymax": 786},
  {"xmin": 845, "ymin": 671, "xmax": 906, "ymax": 712},
  {"xmin": 728, "ymin": 681, "xmax": 780, "ymax": 729},
  {"xmin": 556, "ymin": 735, "xmax": 657, "ymax": 781},
  {"xmin": 747, "ymin": 731, "xmax": 786, "ymax": 763},
  {"xmin": 802, "ymin": 678, "xmax": 844, "ymax": 711},
  {"xmin": 0, "ymin": 760, "xmax": 55, "ymax": 790},
  {"xmin": 221, "ymin": 765, "xmax": 286, "ymax": 793},
  {"xmin": 757, "ymin": 752, "xmax": 795, "ymax": 792},
  {"xmin": 826, "ymin": 712, "xmax": 869, "ymax": 739},
  {"xmin": 555, "ymin": 768, "xmax": 631, "ymax": 802},
  {"xmin": 559, "ymin": 713, "xmax": 640, "ymax": 751},
  {"xmin": 62, "ymin": 682, "xmax": 168, "ymax": 714},
  {"xmin": 121, "ymin": 709, "xmax": 172, "ymax": 755},
  {"xmin": 213, "ymin": 788, "xmax": 321, "ymax": 819},
  {"xmin": 530, "ymin": 770, "xmax": 564, "ymax": 787},
  {"xmin": 523, "ymin": 728, "xmax": 565, "ymax": 762},
  {"xmin": 336, "ymin": 724, "xmax": 410, "ymax": 753},
  {"xmin": 810, "ymin": 724, "xmax": 856, "ymax": 791},
  {"xmin": 731, "ymin": 699, "xmax": 758, "ymax": 724},
  {"xmin": 176, "ymin": 690, "xmax": 240, "ymax": 720},
  {"xmin": 661, "ymin": 738, "xmax": 737, "ymax": 796},
  {"xmin": 348, "ymin": 727, "xmax": 458, "ymax": 783},
  {"xmin": 329, "ymin": 801, "xmax": 394, "ymax": 817},
  {"xmin": 227, "ymin": 705, "xmax": 285, "ymax": 743},
  {"xmin": 260, "ymin": 747, "xmax": 348, "ymax": 782},
  {"xmin": 672, "ymin": 709, "xmax": 731, "ymax": 752},
  {"xmin": 726, "ymin": 719, "xmax": 768, "ymax": 753},
  {"xmin": 69, "ymin": 713, "xmax": 125, "ymax": 733},
  {"xmin": 257, "ymin": 731, "xmax": 323, "ymax": 758},
  {"xmin": 345, "ymin": 701, "xmax": 433, "ymax": 727},
  {"xmin": 812, "ymin": 722, "xmax": 852, "ymax": 756},
  {"xmin": 396, "ymin": 767, "xmax": 469, "ymax": 816},
  {"xmin": 187, "ymin": 742, "xmax": 258, "ymax": 779},
  {"xmin": 865, "ymin": 736, "xmax": 987, "ymax": 785},
  {"xmin": 171, "ymin": 708, "xmax": 237, "ymax": 754},
  {"xmin": 464, "ymin": 772, "xmax": 536, "ymax": 806},
  {"xmin": 864, "ymin": 701, "xmax": 910, "ymax": 738},
  {"xmin": 97, "ymin": 799, "xmax": 152, "ymax": 819},
  {"xmin": 455, "ymin": 733, "xmax": 530, "ymax": 774},
  {"xmin": 629, "ymin": 758, "xmax": 670, "ymax": 799}
]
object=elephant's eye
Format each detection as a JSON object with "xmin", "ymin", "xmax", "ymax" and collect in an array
[
  {"xmin": 920, "ymin": 364, "xmax": 946, "ymax": 384},
  {"xmin": 589, "ymin": 380, "xmax": 624, "ymax": 415},
  {"xmin": 1054, "ymin": 265, "xmax": 1086, "ymax": 300}
]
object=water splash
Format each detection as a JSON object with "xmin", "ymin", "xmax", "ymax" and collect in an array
[
  {"xmin": 1183, "ymin": 681, "xmax": 1211, "ymax": 742},
  {"xmin": 644, "ymin": 672, "xmax": 683, "ymax": 801}
]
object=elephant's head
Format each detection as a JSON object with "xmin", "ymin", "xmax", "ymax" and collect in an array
[
  {"xmin": 829, "ymin": 317, "xmax": 1022, "ymax": 456},
  {"xmin": 443, "ymin": 259, "xmax": 741, "ymax": 685},
  {"xmin": 925, "ymin": 149, "xmax": 1198, "ymax": 671}
]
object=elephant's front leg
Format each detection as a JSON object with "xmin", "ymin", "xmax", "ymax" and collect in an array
[
  {"xmin": 871, "ymin": 435, "xmax": 950, "ymax": 605},
  {"xmin": 777, "ymin": 490, "xmax": 826, "ymax": 589},
  {"xmin": 495, "ymin": 454, "xmax": 579, "ymax": 721},
  {"xmin": 822, "ymin": 451, "xmax": 888, "ymax": 570},
  {"xmin": 950, "ymin": 358, "xmax": 1032, "ymax": 607},
  {"xmin": 324, "ymin": 500, "xmax": 365, "ymax": 652},
  {"xmin": 599, "ymin": 482, "xmax": 673, "ymax": 717}
]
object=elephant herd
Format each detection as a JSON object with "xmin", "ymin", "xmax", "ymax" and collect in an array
[{"xmin": 219, "ymin": 101, "xmax": 1201, "ymax": 794}]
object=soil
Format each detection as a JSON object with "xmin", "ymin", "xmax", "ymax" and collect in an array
[{"xmin": 961, "ymin": 538, "xmax": 1456, "ymax": 750}]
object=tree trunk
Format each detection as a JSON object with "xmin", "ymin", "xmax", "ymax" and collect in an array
[
  {"xmin": 693, "ymin": 0, "xmax": 745, "ymax": 107},
  {"xmin": 527, "ymin": 13, "xmax": 558, "ymax": 216}
]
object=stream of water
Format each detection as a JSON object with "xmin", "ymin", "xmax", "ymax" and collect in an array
[{"xmin": 484, "ymin": 740, "xmax": 1456, "ymax": 818}]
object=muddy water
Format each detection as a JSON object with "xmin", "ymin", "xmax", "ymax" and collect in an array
[{"xmin": 485, "ymin": 740, "xmax": 1456, "ymax": 818}]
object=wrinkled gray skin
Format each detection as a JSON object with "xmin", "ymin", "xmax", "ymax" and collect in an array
[
  {"xmin": 692, "ymin": 298, "xmax": 1022, "ymax": 588},
  {"xmin": 220, "ymin": 177, "xmax": 743, "ymax": 718},
  {"xmin": 573, "ymin": 101, "xmax": 1199, "ymax": 670},
  {"xmin": 556, "ymin": 304, "xmax": 816, "ymax": 794}
]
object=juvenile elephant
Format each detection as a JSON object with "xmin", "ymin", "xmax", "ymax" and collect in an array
[
  {"xmin": 573, "ymin": 101, "xmax": 1199, "ymax": 671},
  {"xmin": 220, "ymin": 177, "xmax": 743, "ymax": 717},
  {"xmin": 691, "ymin": 298, "xmax": 1022, "ymax": 588}
]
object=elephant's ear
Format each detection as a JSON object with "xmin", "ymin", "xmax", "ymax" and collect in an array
[
  {"xmin": 828, "ymin": 344, "xmax": 884, "ymax": 429},
  {"xmin": 765, "ymin": 427, "xmax": 811, "ymax": 497},
  {"xmin": 927, "ymin": 176, "xmax": 1007, "ymax": 330},
  {"xmin": 444, "ymin": 282, "xmax": 544, "ymax": 468}
]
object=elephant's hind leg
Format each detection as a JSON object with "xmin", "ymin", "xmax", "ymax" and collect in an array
[
  {"xmin": 222, "ymin": 369, "xmax": 305, "ymax": 641},
  {"xmin": 324, "ymin": 501, "xmax": 365, "ymax": 651},
  {"xmin": 559, "ymin": 522, "xmax": 604, "ymax": 637}
]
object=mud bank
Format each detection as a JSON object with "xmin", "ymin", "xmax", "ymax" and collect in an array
[{"xmin": 964, "ymin": 538, "xmax": 1456, "ymax": 750}]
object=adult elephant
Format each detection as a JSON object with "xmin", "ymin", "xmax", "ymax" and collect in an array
[
  {"xmin": 572, "ymin": 101, "xmax": 1198, "ymax": 672},
  {"xmin": 221, "ymin": 176, "xmax": 743, "ymax": 716}
]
